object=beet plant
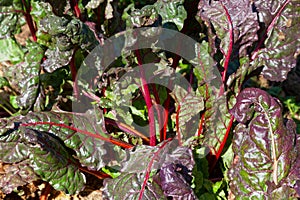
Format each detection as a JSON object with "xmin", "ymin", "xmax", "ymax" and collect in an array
[{"xmin": 0, "ymin": 0, "xmax": 299, "ymax": 199}]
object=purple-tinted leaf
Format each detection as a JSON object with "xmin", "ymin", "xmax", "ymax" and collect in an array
[
  {"xmin": 0, "ymin": 160, "xmax": 38, "ymax": 194},
  {"xmin": 104, "ymin": 139, "xmax": 196, "ymax": 199},
  {"xmin": 0, "ymin": 122, "xmax": 86, "ymax": 194},
  {"xmin": 121, "ymin": 140, "xmax": 194, "ymax": 174},
  {"xmin": 0, "ymin": 110, "xmax": 128, "ymax": 194},
  {"xmin": 253, "ymin": 0, "xmax": 300, "ymax": 81},
  {"xmin": 159, "ymin": 163, "xmax": 196, "ymax": 199},
  {"xmin": 0, "ymin": 110, "xmax": 125, "ymax": 171},
  {"xmin": 0, "ymin": 41, "xmax": 45, "ymax": 111},
  {"xmin": 287, "ymin": 129, "xmax": 300, "ymax": 197},
  {"xmin": 228, "ymin": 88, "xmax": 299, "ymax": 198},
  {"xmin": 193, "ymin": 41, "xmax": 221, "ymax": 97},
  {"xmin": 21, "ymin": 111, "xmax": 120, "ymax": 171},
  {"xmin": 0, "ymin": 128, "xmax": 29, "ymax": 163},
  {"xmin": 198, "ymin": 0, "xmax": 259, "ymax": 56},
  {"xmin": 103, "ymin": 172, "xmax": 166, "ymax": 200}
]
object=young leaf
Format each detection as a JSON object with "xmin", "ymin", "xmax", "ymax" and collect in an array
[{"xmin": 124, "ymin": 0, "xmax": 187, "ymax": 30}]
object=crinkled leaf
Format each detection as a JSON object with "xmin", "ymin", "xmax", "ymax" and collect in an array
[
  {"xmin": 0, "ymin": 110, "xmax": 124, "ymax": 171},
  {"xmin": 228, "ymin": 88, "xmax": 299, "ymax": 198},
  {"xmin": 125, "ymin": 0, "xmax": 187, "ymax": 30},
  {"xmin": 121, "ymin": 140, "xmax": 194, "ymax": 174},
  {"xmin": 103, "ymin": 139, "xmax": 196, "ymax": 199},
  {"xmin": 23, "ymin": 128, "xmax": 86, "ymax": 194},
  {"xmin": 202, "ymin": 95, "xmax": 232, "ymax": 158},
  {"xmin": 16, "ymin": 42, "xmax": 44, "ymax": 110},
  {"xmin": 31, "ymin": 2, "xmax": 99, "ymax": 72},
  {"xmin": 0, "ymin": 123, "xmax": 86, "ymax": 194},
  {"xmin": 171, "ymin": 86, "xmax": 204, "ymax": 141},
  {"xmin": 198, "ymin": 0, "xmax": 259, "ymax": 56},
  {"xmin": 193, "ymin": 41, "xmax": 221, "ymax": 97},
  {"xmin": 0, "ymin": 110, "xmax": 128, "ymax": 194},
  {"xmin": 0, "ymin": 160, "xmax": 38, "ymax": 194},
  {"xmin": 103, "ymin": 172, "xmax": 166, "ymax": 200},
  {"xmin": 0, "ymin": 127, "xmax": 29, "ymax": 163},
  {"xmin": 155, "ymin": 0, "xmax": 187, "ymax": 31},
  {"xmin": 0, "ymin": 41, "xmax": 44, "ymax": 110},
  {"xmin": 0, "ymin": 0, "xmax": 23, "ymax": 37},
  {"xmin": 287, "ymin": 134, "xmax": 300, "ymax": 197},
  {"xmin": 253, "ymin": 0, "xmax": 300, "ymax": 81},
  {"xmin": 192, "ymin": 41, "xmax": 231, "ymax": 159},
  {"xmin": 158, "ymin": 163, "xmax": 196, "ymax": 199},
  {"xmin": 0, "ymin": 38, "xmax": 24, "ymax": 63}
]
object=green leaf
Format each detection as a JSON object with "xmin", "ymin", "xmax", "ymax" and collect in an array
[
  {"xmin": 0, "ymin": 38, "xmax": 24, "ymax": 63},
  {"xmin": 0, "ymin": 77, "xmax": 10, "ymax": 88},
  {"xmin": 0, "ymin": 0, "xmax": 23, "ymax": 37},
  {"xmin": 24, "ymin": 128, "xmax": 86, "ymax": 194},
  {"xmin": 155, "ymin": 0, "xmax": 187, "ymax": 31},
  {"xmin": 16, "ymin": 42, "xmax": 44, "ymax": 110},
  {"xmin": 124, "ymin": 0, "xmax": 187, "ymax": 30}
]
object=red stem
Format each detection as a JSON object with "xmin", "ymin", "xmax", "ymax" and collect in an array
[
  {"xmin": 219, "ymin": 2, "xmax": 234, "ymax": 96},
  {"xmin": 138, "ymin": 138, "xmax": 172, "ymax": 200},
  {"xmin": 175, "ymin": 105, "xmax": 182, "ymax": 146},
  {"xmin": 20, "ymin": 122, "xmax": 133, "ymax": 149},
  {"xmin": 105, "ymin": 117, "xmax": 150, "ymax": 144},
  {"xmin": 70, "ymin": 48, "xmax": 79, "ymax": 98},
  {"xmin": 135, "ymin": 50, "xmax": 156, "ymax": 146},
  {"xmin": 151, "ymin": 85, "xmax": 165, "ymax": 141},
  {"xmin": 78, "ymin": 165, "xmax": 111, "ymax": 179},
  {"xmin": 162, "ymin": 94, "xmax": 171, "ymax": 141},
  {"xmin": 161, "ymin": 55, "xmax": 181, "ymax": 141},
  {"xmin": 70, "ymin": 0, "xmax": 81, "ymax": 19},
  {"xmin": 21, "ymin": 0, "xmax": 37, "ymax": 42},
  {"xmin": 197, "ymin": 112, "xmax": 205, "ymax": 137},
  {"xmin": 209, "ymin": 115, "xmax": 234, "ymax": 172}
]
